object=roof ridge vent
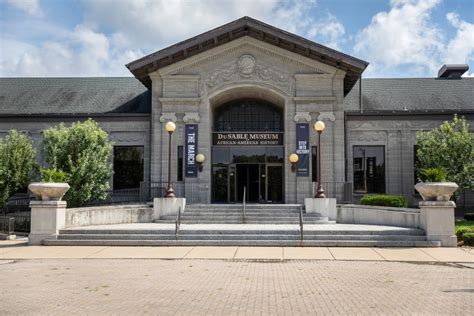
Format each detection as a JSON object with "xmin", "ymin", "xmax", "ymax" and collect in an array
[{"xmin": 438, "ymin": 64, "xmax": 469, "ymax": 79}]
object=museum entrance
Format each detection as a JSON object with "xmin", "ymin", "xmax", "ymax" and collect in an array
[
  {"xmin": 211, "ymin": 98, "xmax": 284, "ymax": 204},
  {"xmin": 212, "ymin": 162, "xmax": 283, "ymax": 203}
]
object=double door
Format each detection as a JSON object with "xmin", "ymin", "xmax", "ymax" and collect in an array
[{"xmin": 212, "ymin": 163, "xmax": 283, "ymax": 203}]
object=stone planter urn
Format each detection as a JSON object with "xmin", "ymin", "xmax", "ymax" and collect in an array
[
  {"xmin": 415, "ymin": 182, "xmax": 458, "ymax": 201},
  {"xmin": 28, "ymin": 182, "xmax": 70, "ymax": 201}
]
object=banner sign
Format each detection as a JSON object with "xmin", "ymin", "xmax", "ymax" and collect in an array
[
  {"xmin": 212, "ymin": 132, "xmax": 283, "ymax": 146},
  {"xmin": 296, "ymin": 123, "xmax": 310, "ymax": 176},
  {"xmin": 185, "ymin": 124, "xmax": 198, "ymax": 177}
]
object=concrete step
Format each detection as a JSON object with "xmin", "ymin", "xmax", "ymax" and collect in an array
[
  {"xmin": 160, "ymin": 215, "xmax": 325, "ymax": 220},
  {"xmin": 59, "ymin": 228, "xmax": 425, "ymax": 236},
  {"xmin": 42, "ymin": 239, "xmax": 441, "ymax": 247},
  {"xmin": 186, "ymin": 204, "xmax": 302, "ymax": 210},
  {"xmin": 56, "ymin": 233, "xmax": 428, "ymax": 241},
  {"xmin": 154, "ymin": 220, "xmax": 331, "ymax": 224}
]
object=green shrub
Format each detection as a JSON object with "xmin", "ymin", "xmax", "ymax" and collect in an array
[
  {"xmin": 360, "ymin": 194, "xmax": 408, "ymax": 208},
  {"xmin": 418, "ymin": 167, "xmax": 447, "ymax": 182},
  {"xmin": 455, "ymin": 226, "xmax": 471, "ymax": 241},
  {"xmin": 40, "ymin": 168, "xmax": 66, "ymax": 183},
  {"xmin": 41, "ymin": 119, "xmax": 112, "ymax": 207},
  {"xmin": 462, "ymin": 233, "xmax": 474, "ymax": 245},
  {"xmin": 0, "ymin": 130, "xmax": 37, "ymax": 208},
  {"xmin": 464, "ymin": 213, "xmax": 474, "ymax": 221}
]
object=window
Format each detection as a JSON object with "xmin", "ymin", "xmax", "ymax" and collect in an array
[
  {"xmin": 113, "ymin": 146, "xmax": 144, "ymax": 190},
  {"xmin": 214, "ymin": 99, "xmax": 283, "ymax": 132},
  {"xmin": 353, "ymin": 146, "xmax": 385, "ymax": 193},
  {"xmin": 177, "ymin": 146, "xmax": 183, "ymax": 181},
  {"xmin": 311, "ymin": 146, "xmax": 318, "ymax": 182}
]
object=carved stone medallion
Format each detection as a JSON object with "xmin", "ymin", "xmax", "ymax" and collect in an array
[{"xmin": 237, "ymin": 55, "xmax": 256, "ymax": 77}]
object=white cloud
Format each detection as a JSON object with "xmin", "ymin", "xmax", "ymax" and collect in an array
[
  {"xmin": 307, "ymin": 14, "xmax": 345, "ymax": 49},
  {"xmin": 5, "ymin": 0, "xmax": 43, "ymax": 17},
  {"xmin": 354, "ymin": 0, "xmax": 444, "ymax": 77},
  {"xmin": 0, "ymin": 25, "xmax": 144, "ymax": 77},
  {"xmin": 444, "ymin": 12, "xmax": 474, "ymax": 75}
]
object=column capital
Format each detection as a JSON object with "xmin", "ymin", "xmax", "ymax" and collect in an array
[
  {"xmin": 183, "ymin": 112, "xmax": 200, "ymax": 124},
  {"xmin": 293, "ymin": 111, "xmax": 311, "ymax": 123},
  {"xmin": 159, "ymin": 112, "xmax": 177, "ymax": 123},
  {"xmin": 317, "ymin": 111, "xmax": 336, "ymax": 122}
]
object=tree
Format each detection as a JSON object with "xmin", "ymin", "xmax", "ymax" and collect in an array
[
  {"xmin": 0, "ymin": 130, "xmax": 36, "ymax": 208},
  {"xmin": 41, "ymin": 119, "xmax": 113, "ymax": 207},
  {"xmin": 416, "ymin": 115, "xmax": 474, "ymax": 198}
]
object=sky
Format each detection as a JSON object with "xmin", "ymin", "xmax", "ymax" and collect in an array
[{"xmin": 0, "ymin": 0, "xmax": 473, "ymax": 78}]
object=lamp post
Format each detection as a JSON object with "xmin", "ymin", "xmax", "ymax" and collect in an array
[
  {"xmin": 289, "ymin": 153, "xmax": 299, "ymax": 173},
  {"xmin": 313, "ymin": 120, "xmax": 325, "ymax": 198},
  {"xmin": 196, "ymin": 153, "xmax": 205, "ymax": 172},
  {"xmin": 165, "ymin": 121, "xmax": 176, "ymax": 198}
]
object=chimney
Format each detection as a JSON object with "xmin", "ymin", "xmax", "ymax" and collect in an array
[{"xmin": 438, "ymin": 64, "xmax": 469, "ymax": 79}]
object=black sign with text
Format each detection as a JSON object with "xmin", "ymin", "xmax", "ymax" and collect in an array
[
  {"xmin": 296, "ymin": 123, "xmax": 309, "ymax": 176},
  {"xmin": 212, "ymin": 132, "xmax": 283, "ymax": 146},
  {"xmin": 185, "ymin": 124, "xmax": 198, "ymax": 177}
]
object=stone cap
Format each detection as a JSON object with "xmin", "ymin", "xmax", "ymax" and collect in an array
[
  {"xmin": 30, "ymin": 200, "xmax": 67, "ymax": 208},
  {"xmin": 419, "ymin": 201, "xmax": 456, "ymax": 208}
]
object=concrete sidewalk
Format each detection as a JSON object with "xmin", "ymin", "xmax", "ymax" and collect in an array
[{"xmin": 1, "ymin": 243, "xmax": 473, "ymax": 263}]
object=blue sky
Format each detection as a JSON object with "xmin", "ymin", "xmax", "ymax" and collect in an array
[{"xmin": 1, "ymin": 0, "xmax": 473, "ymax": 78}]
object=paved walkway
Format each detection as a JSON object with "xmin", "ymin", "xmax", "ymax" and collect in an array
[
  {"xmin": 1, "ymin": 258, "xmax": 473, "ymax": 315},
  {"xmin": 1, "ymin": 243, "xmax": 473, "ymax": 262}
]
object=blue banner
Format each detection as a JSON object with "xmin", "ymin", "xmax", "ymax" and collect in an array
[
  {"xmin": 296, "ymin": 123, "xmax": 310, "ymax": 176},
  {"xmin": 185, "ymin": 124, "xmax": 198, "ymax": 177}
]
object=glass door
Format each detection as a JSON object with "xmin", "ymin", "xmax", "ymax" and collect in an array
[
  {"xmin": 212, "ymin": 166, "xmax": 228, "ymax": 203},
  {"xmin": 266, "ymin": 165, "xmax": 283, "ymax": 203}
]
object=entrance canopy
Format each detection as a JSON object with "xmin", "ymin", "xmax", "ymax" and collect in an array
[{"xmin": 126, "ymin": 16, "xmax": 368, "ymax": 95}]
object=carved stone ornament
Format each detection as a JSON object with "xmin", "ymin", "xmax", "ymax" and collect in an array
[
  {"xmin": 203, "ymin": 55, "xmax": 291, "ymax": 93},
  {"xmin": 159, "ymin": 113, "xmax": 177, "ymax": 123},
  {"xmin": 183, "ymin": 112, "xmax": 200, "ymax": 124},
  {"xmin": 237, "ymin": 55, "xmax": 256, "ymax": 77},
  {"xmin": 293, "ymin": 112, "xmax": 312, "ymax": 123},
  {"xmin": 317, "ymin": 111, "xmax": 336, "ymax": 122}
]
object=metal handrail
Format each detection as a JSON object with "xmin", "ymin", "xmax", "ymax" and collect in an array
[
  {"xmin": 299, "ymin": 205, "xmax": 304, "ymax": 244},
  {"xmin": 175, "ymin": 206, "xmax": 182, "ymax": 240},
  {"xmin": 242, "ymin": 186, "xmax": 246, "ymax": 224}
]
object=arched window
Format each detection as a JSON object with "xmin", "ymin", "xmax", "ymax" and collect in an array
[{"xmin": 214, "ymin": 99, "xmax": 283, "ymax": 132}]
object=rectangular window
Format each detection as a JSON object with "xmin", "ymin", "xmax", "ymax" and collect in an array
[
  {"xmin": 311, "ymin": 146, "xmax": 318, "ymax": 182},
  {"xmin": 353, "ymin": 146, "xmax": 385, "ymax": 193},
  {"xmin": 177, "ymin": 146, "xmax": 184, "ymax": 181},
  {"xmin": 113, "ymin": 146, "xmax": 144, "ymax": 190},
  {"xmin": 414, "ymin": 145, "xmax": 420, "ymax": 192}
]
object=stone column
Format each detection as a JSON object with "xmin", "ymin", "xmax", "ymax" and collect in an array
[
  {"xmin": 419, "ymin": 201, "xmax": 457, "ymax": 247},
  {"xmin": 29, "ymin": 200, "xmax": 67, "ymax": 245}
]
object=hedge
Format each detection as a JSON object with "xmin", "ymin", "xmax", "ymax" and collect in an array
[
  {"xmin": 464, "ymin": 213, "xmax": 474, "ymax": 221},
  {"xmin": 462, "ymin": 233, "xmax": 474, "ymax": 246},
  {"xmin": 360, "ymin": 194, "xmax": 408, "ymax": 208}
]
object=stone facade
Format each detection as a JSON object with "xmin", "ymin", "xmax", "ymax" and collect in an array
[{"xmin": 149, "ymin": 36, "xmax": 345, "ymax": 204}]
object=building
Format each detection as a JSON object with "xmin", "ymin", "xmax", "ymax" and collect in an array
[{"xmin": 1, "ymin": 17, "xmax": 472, "ymax": 207}]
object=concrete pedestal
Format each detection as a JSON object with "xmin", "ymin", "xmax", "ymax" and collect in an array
[
  {"xmin": 29, "ymin": 200, "xmax": 67, "ymax": 245},
  {"xmin": 153, "ymin": 198, "xmax": 186, "ymax": 220},
  {"xmin": 305, "ymin": 198, "xmax": 337, "ymax": 220},
  {"xmin": 419, "ymin": 201, "xmax": 457, "ymax": 247}
]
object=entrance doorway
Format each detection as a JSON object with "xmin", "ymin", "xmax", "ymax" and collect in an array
[{"xmin": 212, "ymin": 163, "xmax": 283, "ymax": 203}]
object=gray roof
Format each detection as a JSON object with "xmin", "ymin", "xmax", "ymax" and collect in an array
[
  {"xmin": 126, "ymin": 16, "xmax": 368, "ymax": 96},
  {"xmin": 1, "ymin": 77, "xmax": 472, "ymax": 116},
  {"xmin": 0, "ymin": 77, "xmax": 150, "ymax": 115},
  {"xmin": 345, "ymin": 78, "xmax": 474, "ymax": 113}
]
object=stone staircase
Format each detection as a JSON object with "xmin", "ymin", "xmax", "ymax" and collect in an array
[
  {"xmin": 155, "ymin": 204, "xmax": 330, "ymax": 224},
  {"xmin": 43, "ymin": 224, "xmax": 439, "ymax": 247},
  {"xmin": 41, "ymin": 204, "xmax": 441, "ymax": 247}
]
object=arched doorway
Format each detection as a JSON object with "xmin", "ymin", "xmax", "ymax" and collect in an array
[{"xmin": 211, "ymin": 99, "xmax": 284, "ymax": 203}]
